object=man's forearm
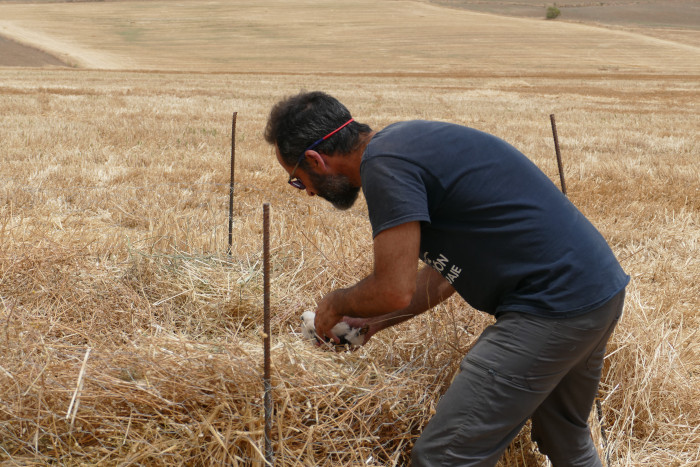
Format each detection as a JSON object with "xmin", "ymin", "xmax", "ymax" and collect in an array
[
  {"xmin": 369, "ymin": 266, "xmax": 455, "ymax": 331},
  {"xmin": 334, "ymin": 271, "xmax": 413, "ymax": 319}
]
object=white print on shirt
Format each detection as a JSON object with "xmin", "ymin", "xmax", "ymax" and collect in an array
[{"xmin": 423, "ymin": 252, "xmax": 462, "ymax": 285}]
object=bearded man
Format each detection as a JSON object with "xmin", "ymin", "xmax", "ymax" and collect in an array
[{"xmin": 264, "ymin": 90, "xmax": 629, "ymax": 467}]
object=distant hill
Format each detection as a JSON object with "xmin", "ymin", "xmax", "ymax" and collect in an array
[{"xmin": 1, "ymin": 0, "xmax": 699, "ymax": 71}]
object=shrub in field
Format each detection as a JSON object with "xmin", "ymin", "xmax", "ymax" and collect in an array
[{"xmin": 546, "ymin": 6, "xmax": 561, "ymax": 20}]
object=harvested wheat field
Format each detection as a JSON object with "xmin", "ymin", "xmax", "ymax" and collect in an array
[{"xmin": 0, "ymin": 0, "xmax": 698, "ymax": 465}]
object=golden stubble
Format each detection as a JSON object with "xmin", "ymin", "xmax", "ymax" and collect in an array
[{"xmin": 0, "ymin": 67, "xmax": 697, "ymax": 465}]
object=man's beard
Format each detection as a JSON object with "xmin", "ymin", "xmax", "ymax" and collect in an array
[{"xmin": 307, "ymin": 171, "xmax": 360, "ymax": 210}]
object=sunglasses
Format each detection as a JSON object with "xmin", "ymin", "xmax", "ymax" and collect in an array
[{"xmin": 287, "ymin": 118, "xmax": 354, "ymax": 190}]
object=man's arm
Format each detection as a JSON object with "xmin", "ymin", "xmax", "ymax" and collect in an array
[
  {"xmin": 345, "ymin": 265, "xmax": 455, "ymax": 343},
  {"xmin": 314, "ymin": 221, "xmax": 423, "ymax": 342}
]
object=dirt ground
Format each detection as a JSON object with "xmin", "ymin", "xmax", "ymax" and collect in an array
[
  {"xmin": 0, "ymin": 34, "xmax": 69, "ymax": 67},
  {"xmin": 433, "ymin": 1, "xmax": 700, "ymax": 47},
  {"xmin": 432, "ymin": 0, "xmax": 700, "ymax": 28}
]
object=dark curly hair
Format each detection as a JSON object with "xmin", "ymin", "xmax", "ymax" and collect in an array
[{"xmin": 264, "ymin": 91, "xmax": 372, "ymax": 167}]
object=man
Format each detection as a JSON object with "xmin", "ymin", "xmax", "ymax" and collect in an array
[{"xmin": 264, "ymin": 91, "xmax": 629, "ymax": 466}]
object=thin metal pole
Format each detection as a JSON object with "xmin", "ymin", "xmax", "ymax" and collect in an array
[
  {"xmin": 262, "ymin": 203, "xmax": 274, "ymax": 466},
  {"xmin": 550, "ymin": 114, "xmax": 567, "ymax": 196},
  {"xmin": 228, "ymin": 112, "xmax": 238, "ymax": 254},
  {"xmin": 596, "ymin": 399, "xmax": 611, "ymax": 467}
]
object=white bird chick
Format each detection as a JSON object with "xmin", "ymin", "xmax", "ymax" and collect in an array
[{"xmin": 300, "ymin": 311, "xmax": 368, "ymax": 347}]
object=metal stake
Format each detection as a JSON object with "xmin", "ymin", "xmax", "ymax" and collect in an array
[
  {"xmin": 550, "ymin": 114, "xmax": 567, "ymax": 196},
  {"xmin": 596, "ymin": 399, "xmax": 611, "ymax": 467},
  {"xmin": 262, "ymin": 203, "xmax": 274, "ymax": 466},
  {"xmin": 228, "ymin": 112, "xmax": 238, "ymax": 254}
]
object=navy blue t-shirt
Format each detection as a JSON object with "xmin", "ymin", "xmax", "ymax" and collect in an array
[{"xmin": 361, "ymin": 120, "xmax": 629, "ymax": 318}]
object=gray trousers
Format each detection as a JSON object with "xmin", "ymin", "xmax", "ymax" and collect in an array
[{"xmin": 412, "ymin": 290, "xmax": 625, "ymax": 467}]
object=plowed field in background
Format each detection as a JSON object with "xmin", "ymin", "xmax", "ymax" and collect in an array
[
  {"xmin": 0, "ymin": 34, "xmax": 69, "ymax": 66},
  {"xmin": 433, "ymin": 0, "xmax": 700, "ymax": 47}
]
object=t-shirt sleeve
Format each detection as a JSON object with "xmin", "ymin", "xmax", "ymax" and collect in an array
[{"xmin": 361, "ymin": 156, "xmax": 431, "ymax": 237}]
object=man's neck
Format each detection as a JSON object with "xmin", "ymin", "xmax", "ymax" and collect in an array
[{"xmin": 345, "ymin": 131, "xmax": 376, "ymax": 186}]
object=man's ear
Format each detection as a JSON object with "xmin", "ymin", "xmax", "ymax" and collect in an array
[{"xmin": 304, "ymin": 150, "xmax": 328, "ymax": 171}]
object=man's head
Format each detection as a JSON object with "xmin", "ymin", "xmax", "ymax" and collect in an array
[{"xmin": 264, "ymin": 91, "xmax": 372, "ymax": 209}]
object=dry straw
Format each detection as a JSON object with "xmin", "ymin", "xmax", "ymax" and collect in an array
[
  {"xmin": 0, "ymin": 245, "xmax": 478, "ymax": 465},
  {"xmin": 1, "ymin": 68, "xmax": 698, "ymax": 465}
]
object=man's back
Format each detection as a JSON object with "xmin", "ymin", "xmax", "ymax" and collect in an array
[{"xmin": 361, "ymin": 120, "xmax": 629, "ymax": 316}]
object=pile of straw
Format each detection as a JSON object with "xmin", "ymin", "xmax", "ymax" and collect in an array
[{"xmin": 0, "ymin": 238, "xmax": 494, "ymax": 465}]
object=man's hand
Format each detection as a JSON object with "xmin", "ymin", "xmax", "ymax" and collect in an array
[
  {"xmin": 314, "ymin": 289, "xmax": 345, "ymax": 344},
  {"xmin": 341, "ymin": 316, "xmax": 381, "ymax": 345}
]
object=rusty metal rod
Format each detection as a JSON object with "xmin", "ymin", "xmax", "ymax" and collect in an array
[
  {"xmin": 550, "ymin": 114, "xmax": 567, "ymax": 196},
  {"xmin": 596, "ymin": 399, "xmax": 611, "ymax": 467},
  {"xmin": 262, "ymin": 203, "xmax": 274, "ymax": 466},
  {"xmin": 228, "ymin": 112, "xmax": 238, "ymax": 254}
]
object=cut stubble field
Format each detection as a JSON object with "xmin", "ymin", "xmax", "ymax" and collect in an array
[{"xmin": 0, "ymin": 1, "xmax": 699, "ymax": 466}]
